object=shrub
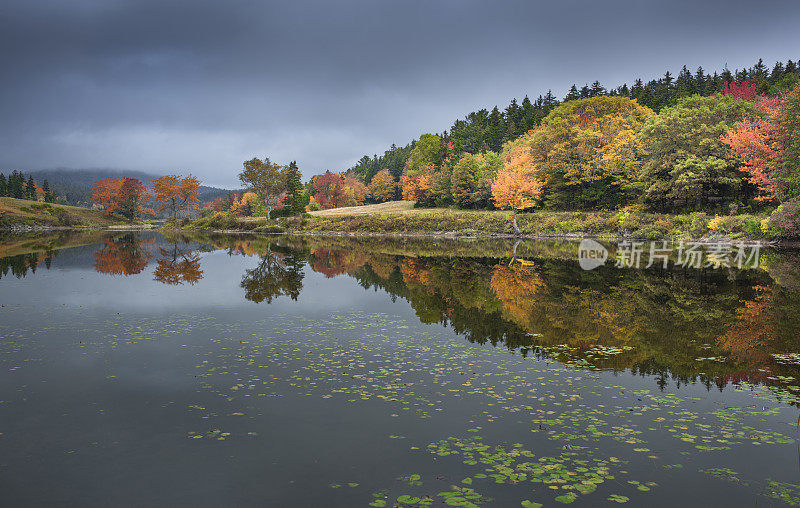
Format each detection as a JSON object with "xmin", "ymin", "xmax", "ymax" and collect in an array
[
  {"xmin": 56, "ymin": 211, "xmax": 83, "ymax": 226},
  {"xmin": 743, "ymin": 218, "xmax": 765, "ymax": 239},
  {"xmin": 689, "ymin": 212, "xmax": 708, "ymax": 237},
  {"xmin": 632, "ymin": 224, "xmax": 668, "ymax": 240},
  {"xmin": 769, "ymin": 199, "xmax": 800, "ymax": 238},
  {"xmin": 708, "ymin": 215, "xmax": 725, "ymax": 232}
]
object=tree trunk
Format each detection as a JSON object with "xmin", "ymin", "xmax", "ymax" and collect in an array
[{"xmin": 512, "ymin": 209, "xmax": 520, "ymax": 234}]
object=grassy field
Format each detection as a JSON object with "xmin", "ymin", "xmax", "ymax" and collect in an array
[
  {"xmin": 0, "ymin": 197, "xmax": 126, "ymax": 228},
  {"xmin": 176, "ymin": 201, "xmax": 772, "ymax": 242},
  {"xmin": 310, "ymin": 200, "xmax": 416, "ymax": 217},
  {"xmin": 301, "ymin": 201, "xmax": 770, "ymax": 241}
]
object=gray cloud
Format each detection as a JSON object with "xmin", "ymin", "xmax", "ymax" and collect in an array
[{"xmin": 1, "ymin": 0, "xmax": 799, "ymax": 186}]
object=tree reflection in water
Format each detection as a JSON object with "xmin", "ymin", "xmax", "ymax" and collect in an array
[
  {"xmin": 93, "ymin": 234, "xmax": 154, "ymax": 276},
  {"xmin": 153, "ymin": 244, "xmax": 204, "ymax": 285},
  {"xmin": 240, "ymin": 244, "xmax": 304, "ymax": 303}
]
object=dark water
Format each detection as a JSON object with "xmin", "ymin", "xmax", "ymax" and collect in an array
[{"xmin": 2, "ymin": 231, "xmax": 800, "ymax": 507}]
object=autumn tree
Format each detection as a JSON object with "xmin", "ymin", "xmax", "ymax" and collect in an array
[
  {"xmin": 310, "ymin": 171, "xmax": 347, "ymax": 209},
  {"xmin": 639, "ymin": 94, "xmax": 755, "ymax": 211},
  {"xmin": 401, "ymin": 171, "xmax": 433, "ymax": 202},
  {"xmin": 343, "ymin": 175, "xmax": 368, "ymax": 206},
  {"xmin": 91, "ymin": 177, "xmax": 152, "ymax": 222},
  {"xmin": 526, "ymin": 96, "xmax": 653, "ymax": 209},
  {"xmin": 721, "ymin": 96, "xmax": 786, "ymax": 202},
  {"xmin": 239, "ymin": 157, "xmax": 286, "ymax": 219},
  {"xmin": 722, "ymin": 77, "xmax": 758, "ymax": 101},
  {"xmin": 152, "ymin": 174, "xmax": 201, "ymax": 218},
  {"xmin": 368, "ymin": 168, "xmax": 396, "ymax": 202},
  {"xmin": 492, "ymin": 166, "xmax": 545, "ymax": 233}
]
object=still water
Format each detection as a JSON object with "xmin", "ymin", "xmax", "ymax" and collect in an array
[{"xmin": 1, "ymin": 231, "xmax": 800, "ymax": 507}]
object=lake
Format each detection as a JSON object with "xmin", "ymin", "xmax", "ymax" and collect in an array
[{"xmin": 1, "ymin": 231, "xmax": 800, "ymax": 507}]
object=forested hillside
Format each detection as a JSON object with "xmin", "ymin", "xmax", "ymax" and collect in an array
[{"xmin": 346, "ymin": 58, "xmax": 798, "ymax": 182}]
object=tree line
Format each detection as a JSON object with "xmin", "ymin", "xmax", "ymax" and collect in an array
[
  {"xmin": 296, "ymin": 58, "xmax": 800, "ymax": 236},
  {"xmin": 0, "ymin": 171, "xmax": 57, "ymax": 202},
  {"xmin": 346, "ymin": 58, "xmax": 799, "ymax": 183}
]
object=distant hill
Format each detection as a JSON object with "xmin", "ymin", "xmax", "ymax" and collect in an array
[{"xmin": 26, "ymin": 169, "xmax": 236, "ymax": 208}]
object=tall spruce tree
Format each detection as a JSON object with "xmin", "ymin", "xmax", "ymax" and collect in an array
[
  {"xmin": 284, "ymin": 161, "xmax": 305, "ymax": 213},
  {"xmin": 26, "ymin": 175, "xmax": 36, "ymax": 200},
  {"xmin": 42, "ymin": 179, "xmax": 53, "ymax": 203},
  {"xmin": 0, "ymin": 173, "xmax": 6, "ymax": 197}
]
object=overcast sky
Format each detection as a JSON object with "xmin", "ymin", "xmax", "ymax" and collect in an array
[{"xmin": 1, "ymin": 0, "xmax": 799, "ymax": 187}]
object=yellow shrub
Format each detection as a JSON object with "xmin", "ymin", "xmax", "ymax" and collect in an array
[{"xmin": 708, "ymin": 215, "xmax": 724, "ymax": 232}]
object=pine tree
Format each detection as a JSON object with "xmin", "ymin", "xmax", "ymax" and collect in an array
[
  {"xmin": 589, "ymin": 80, "xmax": 606, "ymax": 97},
  {"xmin": 565, "ymin": 85, "xmax": 580, "ymax": 102},
  {"xmin": 26, "ymin": 175, "xmax": 36, "ymax": 200},
  {"xmin": 10, "ymin": 171, "xmax": 24, "ymax": 198},
  {"xmin": 42, "ymin": 179, "xmax": 53, "ymax": 203},
  {"xmin": 0, "ymin": 173, "xmax": 6, "ymax": 197},
  {"xmin": 284, "ymin": 161, "xmax": 305, "ymax": 213}
]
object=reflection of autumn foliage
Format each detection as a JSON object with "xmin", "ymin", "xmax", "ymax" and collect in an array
[
  {"xmin": 368, "ymin": 256, "xmax": 398, "ymax": 280},
  {"xmin": 401, "ymin": 258, "xmax": 433, "ymax": 287},
  {"xmin": 93, "ymin": 235, "xmax": 154, "ymax": 275},
  {"xmin": 240, "ymin": 246, "xmax": 304, "ymax": 303},
  {"xmin": 153, "ymin": 246, "xmax": 204, "ymax": 285},
  {"xmin": 490, "ymin": 264, "xmax": 546, "ymax": 324},
  {"xmin": 309, "ymin": 249, "xmax": 367, "ymax": 277},
  {"xmin": 717, "ymin": 285, "xmax": 775, "ymax": 363}
]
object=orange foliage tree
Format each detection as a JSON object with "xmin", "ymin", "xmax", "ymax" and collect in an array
[
  {"xmin": 91, "ymin": 177, "xmax": 152, "ymax": 223},
  {"xmin": 491, "ymin": 167, "xmax": 545, "ymax": 233},
  {"xmin": 152, "ymin": 174, "xmax": 201, "ymax": 217},
  {"xmin": 401, "ymin": 170, "xmax": 433, "ymax": 202},
  {"xmin": 721, "ymin": 96, "xmax": 785, "ymax": 201}
]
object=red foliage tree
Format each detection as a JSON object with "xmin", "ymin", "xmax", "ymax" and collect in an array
[
  {"xmin": 721, "ymin": 96, "xmax": 785, "ymax": 201},
  {"xmin": 722, "ymin": 77, "xmax": 758, "ymax": 101}
]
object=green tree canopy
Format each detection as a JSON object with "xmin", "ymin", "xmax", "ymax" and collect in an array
[{"xmin": 639, "ymin": 94, "xmax": 756, "ymax": 211}]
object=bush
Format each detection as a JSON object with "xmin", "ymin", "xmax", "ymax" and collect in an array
[
  {"xmin": 769, "ymin": 199, "xmax": 800, "ymax": 238},
  {"xmin": 632, "ymin": 224, "xmax": 668, "ymax": 240},
  {"xmin": 56, "ymin": 211, "xmax": 83, "ymax": 226},
  {"xmin": 689, "ymin": 212, "xmax": 708, "ymax": 237},
  {"xmin": 743, "ymin": 218, "xmax": 765, "ymax": 239}
]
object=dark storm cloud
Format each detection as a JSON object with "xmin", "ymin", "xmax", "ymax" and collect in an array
[{"xmin": 1, "ymin": 0, "xmax": 799, "ymax": 186}]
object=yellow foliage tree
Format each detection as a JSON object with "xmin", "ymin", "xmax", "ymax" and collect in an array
[{"xmin": 368, "ymin": 169, "xmax": 396, "ymax": 202}]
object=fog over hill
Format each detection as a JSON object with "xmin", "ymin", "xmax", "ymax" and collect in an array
[{"xmin": 25, "ymin": 168, "xmax": 236, "ymax": 207}]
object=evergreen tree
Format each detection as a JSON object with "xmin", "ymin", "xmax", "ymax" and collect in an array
[
  {"xmin": 0, "ymin": 173, "xmax": 6, "ymax": 197},
  {"xmin": 42, "ymin": 179, "xmax": 53, "ymax": 203},
  {"xmin": 26, "ymin": 175, "xmax": 37, "ymax": 200},
  {"xmin": 284, "ymin": 161, "xmax": 305, "ymax": 213},
  {"xmin": 9, "ymin": 171, "xmax": 24, "ymax": 198},
  {"xmin": 564, "ymin": 85, "xmax": 580, "ymax": 102},
  {"xmin": 589, "ymin": 80, "xmax": 606, "ymax": 97}
]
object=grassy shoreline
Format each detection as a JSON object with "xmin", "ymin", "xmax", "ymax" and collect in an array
[
  {"xmin": 0, "ymin": 197, "xmax": 131, "ymax": 229},
  {"xmin": 161, "ymin": 204, "xmax": 781, "ymax": 244}
]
